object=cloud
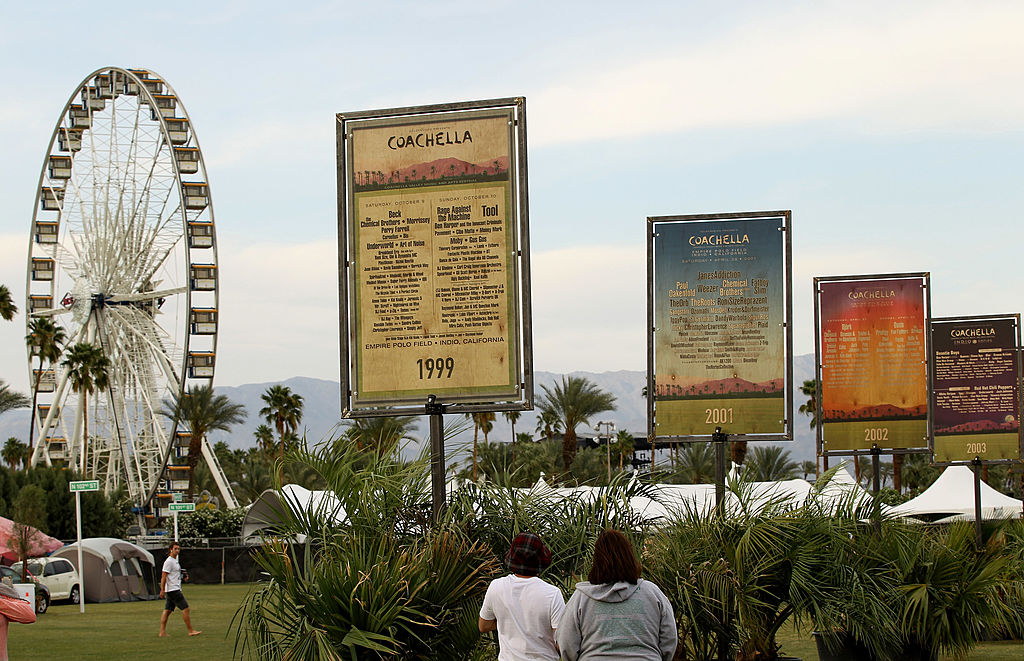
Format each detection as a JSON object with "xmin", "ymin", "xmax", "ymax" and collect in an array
[{"xmin": 529, "ymin": 2, "xmax": 1024, "ymax": 146}]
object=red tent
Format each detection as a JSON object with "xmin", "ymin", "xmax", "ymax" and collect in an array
[{"xmin": 0, "ymin": 516, "xmax": 63, "ymax": 565}]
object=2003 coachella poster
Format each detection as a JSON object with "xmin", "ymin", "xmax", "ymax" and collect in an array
[
  {"xmin": 651, "ymin": 214, "xmax": 790, "ymax": 438},
  {"xmin": 931, "ymin": 316, "xmax": 1022, "ymax": 464},
  {"xmin": 817, "ymin": 276, "xmax": 928, "ymax": 453},
  {"xmin": 343, "ymin": 107, "xmax": 521, "ymax": 406}
]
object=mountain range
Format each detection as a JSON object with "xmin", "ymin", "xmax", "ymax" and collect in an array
[{"xmin": 0, "ymin": 353, "xmax": 820, "ymax": 464}]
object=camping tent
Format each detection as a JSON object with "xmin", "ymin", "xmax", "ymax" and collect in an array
[
  {"xmin": 888, "ymin": 465, "xmax": 1023, "ymax": 521},
  {"xmin": 52, "ymin": 538, "xmax": 157, "ymax": 603},
  {"xmin": 0, "ymin": 516, "xmax": 63, "ymax": 564}
]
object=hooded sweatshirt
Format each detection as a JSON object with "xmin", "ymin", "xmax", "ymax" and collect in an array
[{"xmin": 556, "ymin": 579, "xmax": 676, "ymax": 661}]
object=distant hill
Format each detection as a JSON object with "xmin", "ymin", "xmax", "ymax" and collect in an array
[{"xmin": 0, "ymin": 355, "xmax": 820, "ymax": 464}]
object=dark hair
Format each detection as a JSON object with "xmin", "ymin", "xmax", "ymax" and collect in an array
[
  {"xmin": 587, "ymin": 529, "xmax": 641, "ymax": 584},
  {"xmin": 168, "ymin": 541, "xmax": 181, "ymax": 551}
]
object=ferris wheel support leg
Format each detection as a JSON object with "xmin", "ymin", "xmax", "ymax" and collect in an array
[{"xmin": 200, "ymin": 437, "xmax": 238, "ymax": 509}]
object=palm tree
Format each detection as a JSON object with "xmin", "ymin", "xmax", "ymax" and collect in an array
[
  {"xmin": 799, "ymin": 379, "xmax": 819, "ymax": 429},
  {"xmin": 535, "ymin": 409, "xmax": 562, "ymax": 442},
  {"xmin": 259, "ymin": 385, "xmax": 304, "ymax": 467},
  {"xmin": 25, "ymin": 318, "xmax": 66, "ymax": 451},
  {"xmin": 61, "ymin": 342, "xmax": 110, "ymax": 470},
  {"xmin": 254, "ymin": 424, "xmax": 276, "ymax": 457},
  {"xmin": 465, "ymin": 411, "xmax": 496, "ymax": 481},
  {"xmin": 0, "ymin": 284, "xmax": 17, "ymax": 321},
  {"xmin": 800, "ymin": 460, "xmax": 817, "ymax": 480},
  {"xmin": 2, "ymin": 438, "xmax": 28, "ymax": 469},
  {"xmin": 502, "ymin": 409, "xmax": 521, "ymax": 444},
  {"xmin": 0, "ymin": 380, "xmax": 30, "ymax": 416},
  {"xmin": 672, "ymin": 442, "xmax": 716, "ymax": 484},
  {"xmin": 537, "ymin": 376, "xmax": 616, "ymax": 476},
  {"xmin": 745, "ymin": 445, "xmax": 799, "ymax": 481},
  {"xmin": 162, "ymin": 383, "xmax": 247, "ymax": 495},
  {"xmin": 343, "ymin": 414, "xmax": 418, "ymax": 457},
  {"xmin": 614, "ymin": 429, "xmax": 635, "ymax": 470}
]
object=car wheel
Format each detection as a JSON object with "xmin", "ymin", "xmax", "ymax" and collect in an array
[
  {"xmin": 69, "ymin": 585, "xmax": 80, "ymax": 605},
  {"xmin": 36, "ymin": 592, "xmax": 49, "ymax": 614}
]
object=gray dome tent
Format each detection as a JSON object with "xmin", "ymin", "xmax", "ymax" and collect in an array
[{"xmin": 52, "ymin": 537, "xmax": 157, "ymax": 603}]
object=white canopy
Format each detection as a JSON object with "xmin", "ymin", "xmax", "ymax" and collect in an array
[
  {"xmin": 241, "ymin": 484, "xmax": 347, "ymax": 539},
  {"xmin": 888, "ymin": 465, "xmax": 1023, "ymax": 521}
]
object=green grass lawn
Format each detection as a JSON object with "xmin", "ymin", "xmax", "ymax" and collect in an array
[
  {"xmin": 8, "ymin": 583, "xmax": 251, "ymax": 660},
  {"xmin": 9, "ymin": 583, "xmax": 1021, "ymax": 660}
]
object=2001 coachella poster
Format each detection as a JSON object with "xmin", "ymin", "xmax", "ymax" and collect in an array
[
  {"xmin": 651, "ymin": 215, "xmax": 789, "ymax": 438},
  {"xmin": 817, "ymin": 276, "xmax": 928, "ymax": 453},
  {"xmin": 344, "ymin": 108, "xmax": 521, "ymax": 406},
  {"xmin": 931, "ymin": 316, "xmax": 1022, "ymax": 464}
]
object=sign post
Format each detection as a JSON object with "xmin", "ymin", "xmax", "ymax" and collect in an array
[
  {"xmin": 169, "ymin": 502, "xmax": 195, "ymax": 541},
  {"xmin": 69, "ymin": 479, "xmax": 99, "ymax": 614}
]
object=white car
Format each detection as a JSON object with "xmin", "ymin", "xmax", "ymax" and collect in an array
[{"xmin": 12, "ymin": 557, "xmax": 80, "ymax": 604}]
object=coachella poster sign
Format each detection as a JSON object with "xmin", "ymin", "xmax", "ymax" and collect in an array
[
  {"xmin": 337, "ymin": 99, "xmax": 531, "ymax": 411},
  {"xmin": 648, "ymin": 211, "xmax": 792, "ymax": 441},
  {"xmin": 815, "ymin": 274, "xmax": 930, "ymax": 454}
]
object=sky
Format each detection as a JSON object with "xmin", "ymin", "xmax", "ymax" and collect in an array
[{"xmin": 2, "ymin": 0, "xmax": 1024, "ymax": 395}]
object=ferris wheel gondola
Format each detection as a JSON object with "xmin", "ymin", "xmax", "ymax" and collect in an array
[{"xmin": 25, "ymin": 67, "xmax": 237, "ymax": 525}]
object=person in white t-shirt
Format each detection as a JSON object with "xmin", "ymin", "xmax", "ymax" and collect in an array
[
  {"xmin": 159, "ymin": 541, "xmax": 201, "ymax": 637},
  {"xmin": 479, "ymin": 532, "xmax": 565, "ymax": 661}
]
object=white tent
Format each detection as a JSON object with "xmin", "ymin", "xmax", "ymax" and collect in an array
[
  {"xmin": 888, "ymin": 465, "xmax": 1023, "ymax": 521},
  {"xmin": 241, "ymin": 484, "xmax": 347, "ymax": 540}
]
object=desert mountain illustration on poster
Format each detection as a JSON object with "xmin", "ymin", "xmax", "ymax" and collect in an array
[
  {"xmin": 823, "ymin": 403, "xmax": 926, "ymax": 422},
  {"xmin": 655, "ymin": 377, "xmax": 783, "ymax": 399},
  {"xmin": 353, "ymin": 156, "xmax": 508, "ymax": 190}
]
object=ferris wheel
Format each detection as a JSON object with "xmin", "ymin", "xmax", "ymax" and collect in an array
[{"xmin": 25, "ymin": 67, "xmax": 237, "ymax": 522}]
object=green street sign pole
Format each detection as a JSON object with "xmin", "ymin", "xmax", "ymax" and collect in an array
[{"xmin": 68, "ymin": 480, "xmax": 97, "ymax": 614}]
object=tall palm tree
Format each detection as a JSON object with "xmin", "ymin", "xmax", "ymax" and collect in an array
[
  {"xmin": 0, "ymin": 380, "xmax": 30, "ymax": 416},
  {"xmin": 61, "ymin": 342, "xmax": 110, "ymax": 471},
  {"xmin": 1, "ymin": 438, "xmax": 28, "ymax": 469},
  {"xmin": 254, "ymin": 424, "xmax": 276, "ymax": 457},
  {"xmin": 537, "ymin": 376, "xmax": 616, "ymax": 476},
  {"xmin": 614, "ymin": 429, "xmax": 635, "ymax": 470},
  {"xmin": 502, "ymin": 409, "xmax": 521, "ymax": 444},
  {"xmin": 259, "ymin": 385, "xmax": 304, "ymax": 466},
  {"xmin": 464, "ymin": 411, "xmax": 496, "ymax": 481},
  {"xmin": 162, "ymin": 383, "xmax": 247, "ymax": 495},
  {"xmin": 798, "ymin": 379, "xmax": 819, "ymax": 429},
  {"xmin": 25, "ymin": 318, "xmax": 67, "ymax": 451},
  {"xmin": 0, "ymin": 284, "xmax": 17, "ymax": 321}
]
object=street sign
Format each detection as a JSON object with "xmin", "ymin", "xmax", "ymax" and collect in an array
[
  {"xmin": 169, "ymin": 502, "xmax": 195, "ymax": 512},
  {"xmin": 172, "ymin": 492, "xmax": 183, "ymax": 502},
  {"xmin": 69, "ymin": 480, "xmax": 100, "ymax": 492}
]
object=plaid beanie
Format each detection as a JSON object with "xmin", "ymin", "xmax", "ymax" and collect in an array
[{"xmin": 505, "ymin": 532, "xmax": 552, "ymax": 576}]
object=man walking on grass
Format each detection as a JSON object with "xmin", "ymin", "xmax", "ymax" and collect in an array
[{"xmin": 159, "ymin": 541, "xmax": 201, "ymax": 637}]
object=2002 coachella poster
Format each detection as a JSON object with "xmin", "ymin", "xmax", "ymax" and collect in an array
[
  {"xmin": 652, "ymin": 215, "xmax": 789, "ymax": 438},
  {"xmin": 817, "ymin": 277, "xmax": 928, "ymax": 453},
  {"xmin": 344, "ymin": 108, "xmax": 520, "ymax": 406}
]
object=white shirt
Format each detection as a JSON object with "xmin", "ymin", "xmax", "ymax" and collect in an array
[
  {"xmin": 480, "ymin": 575, "xmax": 565, "ymax": 661},
  {"xmin": 162, "ymin": 554, "xmax": 182, "ymax": 592}
]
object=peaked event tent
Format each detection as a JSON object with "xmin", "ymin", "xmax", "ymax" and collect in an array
[
  {"xmin": 52, "ymin": 538, "xmax": 158, "ymax": 602},
  {"xmin": 0, "ymin": 516, "xmax": 63, "ymax": 564},
  {"xmin": 888, "ymin": 465, "xmax": 1023, "ymax": 521}
]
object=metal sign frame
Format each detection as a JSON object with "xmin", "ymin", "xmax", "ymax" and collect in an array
[
  {"xmin": 814, "ymin": 272, "xmax": 932, "ymax": 457},
  {"xmin": 647, "ymin": 210, "xmax": 794, "ymax": 443},
  {"xmin": 929, "ymin": 313, "xmax": 1023, "ymax": 466},
  {"xmin": 336, "ymin": 98, "xmax": 533, "ymax": 417}
]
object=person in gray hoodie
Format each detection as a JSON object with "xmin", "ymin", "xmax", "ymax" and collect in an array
[{"xmin": 556, "ymin": 529, "xmax": 677, "ymax": 661}]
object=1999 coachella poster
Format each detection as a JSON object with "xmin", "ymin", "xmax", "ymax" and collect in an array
[
  {"xmin": 651, "ymin": 214, "xmax": 790, "ymax": 438},
  {"xmin": 343, "ymin": 106, "xmax": 521, "ymax": 406}
]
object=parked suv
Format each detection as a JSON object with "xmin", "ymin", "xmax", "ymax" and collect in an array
[
  {"xmin": 11, "ymin": 557, "xmax": 80, "ymax": 604},
  {"xmin": 0, "ymin": 565, "xmax": 51, "ymax": 613}
]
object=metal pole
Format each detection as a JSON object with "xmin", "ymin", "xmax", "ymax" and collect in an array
[
  {"xmin": 75, "ymin": 491, "xmax": 85, "ymax": 614},
  {"xmin": 426, "ymin": 395, "xmax": 446, "ymax": 523},
  {"xmin": 871, "ymin": 444, "xmax": 881, "ymax": 535},
  {"xmin": 973, "ymin": 458, "xmax": 984, "ymax": 551},
  {"xmin": 173, "ymin": 511, "xmax": 179, "ymax": 541},
  {"xmin": 713, "ymin": 427, "xmax": 727, "ymax": 514}
]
